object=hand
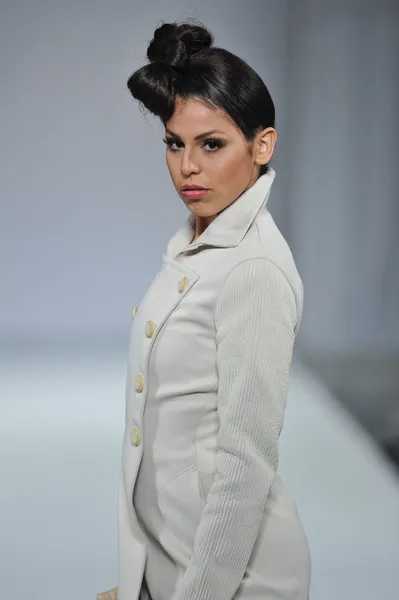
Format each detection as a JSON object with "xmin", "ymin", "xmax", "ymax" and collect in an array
[{"xmin": 96, "ymin": 587, "xmax": 118, "ymax": 600}]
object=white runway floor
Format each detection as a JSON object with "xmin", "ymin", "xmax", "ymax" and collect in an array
[{"xmin": 1, "ymin": 343, "xmax": 398, "ymax": 600}]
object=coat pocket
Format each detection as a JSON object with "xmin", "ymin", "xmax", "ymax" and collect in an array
[{"xmin": 157, "ymin": 464, "xmax": 205, "ymax": 547}]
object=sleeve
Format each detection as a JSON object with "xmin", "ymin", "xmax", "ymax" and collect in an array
[{"xmin": 170, "ymin": 257, "xmax": 300, "ymax": 600}]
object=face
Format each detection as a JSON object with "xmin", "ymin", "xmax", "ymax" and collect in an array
[{"xmin": 164, "ymin": 96, "xmax": 276, "ymax": 234}]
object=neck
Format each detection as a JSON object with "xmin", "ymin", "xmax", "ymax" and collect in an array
[{"xmin": 191, "ymin": 215, "xmax": 214, "ymax": 243}]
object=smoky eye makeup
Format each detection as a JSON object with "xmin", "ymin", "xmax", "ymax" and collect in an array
[
  {"xmin": 202, "ymin": 137, "xmax": 223, "ymax": 151},
  {"xmin": 162, "ymin": 136, "xmax": 183, "ymax": 149},
  {"xmin": 162, "ymin": 136, "xmax": 225, "ymax": 152},
  {"xmin": 162, "ymin": 136, "xmax": 183, "ymax": 150}
]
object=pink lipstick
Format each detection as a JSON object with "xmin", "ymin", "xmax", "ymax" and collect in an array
[{"xmin": 181, "ymin": 185, "xmax": 209, "ymax": 200}]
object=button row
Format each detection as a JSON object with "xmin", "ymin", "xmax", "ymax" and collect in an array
[
  {"xmin": 130, "ymin": 276, "xmax": 190, "ymax": 448},
  {"xmin": 131, "ymin": 313, "xmax": 155, "ymax": 448}
]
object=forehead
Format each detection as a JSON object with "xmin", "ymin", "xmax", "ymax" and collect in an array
[{"xmin": 166, "ymin": 96, "xmax": 238, "ymax": 134}]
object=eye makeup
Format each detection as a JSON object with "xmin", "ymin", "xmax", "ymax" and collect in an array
[{"xmin": 163, "ymin": 136, "xmax": 224, "ymax": 152}]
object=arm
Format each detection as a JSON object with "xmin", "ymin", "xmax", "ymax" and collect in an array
[{"xmin": 171, "ymin": 257, "xmax": 300, "ymax": 600}]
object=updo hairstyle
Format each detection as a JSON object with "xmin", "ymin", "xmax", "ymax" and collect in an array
[{"xmin": 127, "ymin": 21, "xmax": 275, "ymax": 175}]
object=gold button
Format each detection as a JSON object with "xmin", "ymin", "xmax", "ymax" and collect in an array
[
  {"xmin": 130, "ymin": 427, "xmax": 141, "ymax": 447},
  {"xmin": 145, "ymin": 320, "xmax": 157, "ymax": 338},
  {"xmin": 134, "ymin": 373, "xmax": 144, "ymax": 393},
  {"xmin": 178, "ymin": 276, "xmax": 189, "ymax": 293},
  {"xmin": 132, "ymin": 306, "xmax": 139, "ymax": 319}
]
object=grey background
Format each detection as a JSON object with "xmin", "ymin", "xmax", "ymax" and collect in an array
[{"xmin": 1, "ymin": 1, "xmax": 399, "ymax": 599}]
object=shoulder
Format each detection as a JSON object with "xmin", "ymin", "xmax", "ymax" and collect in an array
[
  {"xmin": 219, "ymin": 211, "xmax": 304, "ymax": 330},
  {"xmin": 254, "ymin": 210, "xmax": 302, "ymax": 294}
]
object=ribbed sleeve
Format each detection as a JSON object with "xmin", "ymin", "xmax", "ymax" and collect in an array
[{"xmin": 171, "ymin": 258, "xmax": 299, "ymax": 600}]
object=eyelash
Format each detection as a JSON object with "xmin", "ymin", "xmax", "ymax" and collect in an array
[{"xmin": 162, "ymin": 137, "xmax": 223, "ymax": 153}]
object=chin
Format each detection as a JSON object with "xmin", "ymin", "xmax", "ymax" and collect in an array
[{"xmin": 188, "ymin": 204, "xmax": 216, "ymax": 217}]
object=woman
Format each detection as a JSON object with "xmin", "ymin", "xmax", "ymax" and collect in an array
[{"xmin": 99, "ymin": 19, "xmax": 311, "ymax": 600}]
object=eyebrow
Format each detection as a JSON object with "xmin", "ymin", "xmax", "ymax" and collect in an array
[{"xmin": 164, "ymin": 129, "xmax": 226, "ymax": 141}]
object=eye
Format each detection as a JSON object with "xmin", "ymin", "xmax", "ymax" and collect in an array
[
  {"xmin": 162, "ymin": 136, "xmax": 223, "ymax": 153},
  {"xmin": 163, "ymin": 137, "xmax": 183, "ymax": 151},
  {"xmin": 203, "ymin": 138, "xmax": 222, "ymax": 152}
]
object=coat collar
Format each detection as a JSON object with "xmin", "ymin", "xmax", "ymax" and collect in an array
[{"xmin": 165, "ymin": 167, "xmax": 276, "ymax": 259}]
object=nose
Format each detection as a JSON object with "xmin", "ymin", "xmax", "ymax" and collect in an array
[{"xmin": 181, "ymin": 147, "xmax": 200, "ymax": 176}]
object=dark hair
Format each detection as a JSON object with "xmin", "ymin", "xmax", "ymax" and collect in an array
[{"xmin": 127, "ymin": 20, "xmax": 275, "ymax": 176}]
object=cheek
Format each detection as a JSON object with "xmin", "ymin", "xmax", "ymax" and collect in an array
[{"xmin": 210, "ymin": 146, "xmax": 253, "ymax": 186}]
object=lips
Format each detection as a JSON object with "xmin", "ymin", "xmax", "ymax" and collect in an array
[
  {"xmin": 181, "ymin": 186, "xmax": 208, "ymax": 191},
  {"xmin": 181, "ymin": 187, "xmax": 209, "ymax": 200}
]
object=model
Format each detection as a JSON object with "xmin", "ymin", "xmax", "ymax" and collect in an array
[{"xmin": 98, "ymin": 19, "xmax": 311, "ymax": 600}]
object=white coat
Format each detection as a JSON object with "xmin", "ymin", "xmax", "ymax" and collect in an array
[{"xmin": 117, "ymin": 168, "xmax": 311, "ymax": 600}]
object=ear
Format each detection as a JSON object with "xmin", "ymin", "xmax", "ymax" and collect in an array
[{"xmin": 254, "ymin": 127, "xmax": 277, "ymax": 166}]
